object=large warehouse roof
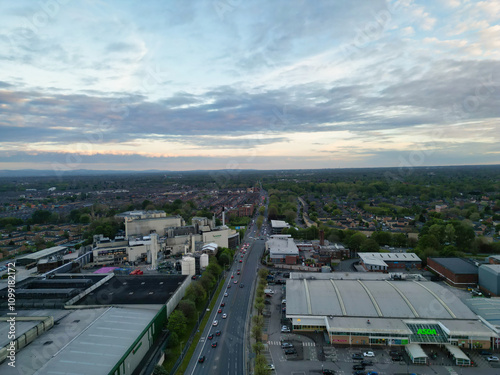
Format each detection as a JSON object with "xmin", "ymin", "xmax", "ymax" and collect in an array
[
  {"xmin": 428, "ymin": 257, "xmax": 478, "ymax": 274},
  {"xmin": 286, "ymin": 279, "xmax": 477, "ymax": 320},
  {"xmin": 358, "ymin": 252, "xmax": 421, "ymax": 262}
]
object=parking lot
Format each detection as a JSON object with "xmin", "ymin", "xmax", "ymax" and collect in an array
[{"xmin": 261, "ymin": 276, "xmax": 500, "ymax": 375}]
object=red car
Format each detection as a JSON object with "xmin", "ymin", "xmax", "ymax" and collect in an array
[
  {"xmin": 231, "ymin": 275, "xmax": 234, "ymax": 279},
  {"xmin": 218, "ymin": 308, "xmax": 222, "ymax": 313},
  {"xmin": 237, "ymin": 271, "xmax": 240, "ymax": 275},
  {"xmin": 239, "ymin": 260, "xmax": 242, "ymax": 263},
  {"xmin": 220, "ymin": 303, "xmax": 225, "ymax": 307}
]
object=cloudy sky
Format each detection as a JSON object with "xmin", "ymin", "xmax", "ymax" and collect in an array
[{"xmin": 1, "ymin": 0, "xmax": 499, "ymax": 172}]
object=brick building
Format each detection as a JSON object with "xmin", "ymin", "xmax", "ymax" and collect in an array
[{"xmin": 427, "ymin": 257, "xmax": 478, "ymax": 287}]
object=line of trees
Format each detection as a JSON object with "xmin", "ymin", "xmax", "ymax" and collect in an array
[{"xmin": 252, "ymin": 268, "xmax": 271, "ymax": 375}]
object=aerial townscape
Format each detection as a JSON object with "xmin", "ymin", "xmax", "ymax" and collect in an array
[{"xmin": 1, "ymin": 1, "xmax": 500, "ymax": 375}]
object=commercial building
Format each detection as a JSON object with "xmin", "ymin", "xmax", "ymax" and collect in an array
[
  {"xmin": 427, "ymin": 257, "xmax": 478, "ymax": 287},
  {"xmin": 270, "ymin": 220, "xmax": 290, "ymax": 234},
  {"xmin": 478, "ymin": 264, "xmax": 500, "ymax": 297},
  {"xmin": 16, "ymin": 245, "xmax": 68, "ymax": 267},
  {"xmin": 0, "ymin": 273, "xmax": 190, "ymax": 374},
  {"xmin": 266, "ymin": 234, "xmax": 299, "ymax": 264},
  {"xmin": 358, "ymin": 252, "xmax": 422, "ymax": 272},
  {"xmin": 286, "ymin": 272, "xmax": 498, "ymax": 351}
]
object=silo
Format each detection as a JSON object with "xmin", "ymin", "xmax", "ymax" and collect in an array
[
  {"xmin": 181, "ymin": 256, "xmax": 196, "ymax": 276},
  {"xmin": 200, "ymin": 253, "xmax": 209, "ymax": 269}
]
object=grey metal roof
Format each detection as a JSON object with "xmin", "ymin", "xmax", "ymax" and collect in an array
[
  {"xmin": 1, "ymin": 307, "xmax": 158, "ymax": 375},
  {"xmin": 358, "ymin": 252, "xmax": 421, "ymax": 262},
  {"xmin": 464, "ymin": 298, "xmax": 500, "ymax": 326},
  {"xmin": 429, "ymin": 257, "xmax": 478, "ymax": 275},
  {"xmin": 17, "ymin": 246, "xmax": 67, "ymax": 261},
  {"xmin": 287, "ymin": 279, "xmax": 478, "ymax": 320}
]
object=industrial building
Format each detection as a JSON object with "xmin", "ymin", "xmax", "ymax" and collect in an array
[
  {"xmin": 266, "ymin": 234, "xmax": 299, "ymax": 264},
  {"xmin": 0, "ymin": 272, "xmax": 190, "ymax": 375},
  {"xmin": 16, "ymin": 245, "xmax": 69, "ymax": 267},
  {"xmin": 285, "ymin": 272, "xmax": 499, "ymax": 359},
  {"xmin": 427, "ymin": 257, "xmax": 478, "ymax": 287},
  {"xmin": 358, "ymin": 252, "xmax": 422, "ymax": 272},
  {"xmin": 478, "ymin": 264, "xmax": 500, "ymax": 297}
]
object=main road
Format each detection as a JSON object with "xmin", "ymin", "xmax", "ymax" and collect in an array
[{"xmin": 185, "ymin": 193, "xmax": 268, "ymax": 375}]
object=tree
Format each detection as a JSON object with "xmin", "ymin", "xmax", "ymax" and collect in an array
[
  {"xmin": 348, "ymin": 232, "xmax": 366, "ymax": 252},
  {"xmin": 371, "ymin": 231, "xmax": 392, "ymax": 246},
  {"xmin": 360, "ymin": 239, "xmax": 380, "ymax": 252},
  {"xmin": 417, "ymin": 234, "xmax": 440, "ymax": 251},
  {"xmin": 255, "ymin": 301, "xmax": 265, "ymax": 315},
  {"xmin": 166, "ymin": 310, "xmax": 187, "ymax": 337},
  {"xmin": 218, "ymin": 252, "xmax": 231, "ymax": 266},
  {"xmin": 185, "ymin": 282, "xmax": 206, "ymax": 307},
  {"xmin": 153, "ymin": 366, "xmax": 169, "ymax": 375},
  {"xmin": 252, "ymin": 341, "xmax": 265, "ymax": 356},
  {"xmin": 251, "ymin": 324, "xmax": 262, "ymax": 341},
  {"xmin": 166, "ymin": 332, "xmax": 179, "ymax": 348},
  {"xmin": 178, "ymin": 300, "xmax": 197, "ymax": 321},
  {"xmin": 31, "ymin": 210, "xmax": 52, "ymax": 224}
]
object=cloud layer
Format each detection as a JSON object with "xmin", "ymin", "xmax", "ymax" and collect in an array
[{"xmin": 0, "ymin": 0, "xmax": 499, "ymax": 171}]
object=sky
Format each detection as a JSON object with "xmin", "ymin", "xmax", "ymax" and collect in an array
[{"xmin": 0, "ymin": 0, "xmax": 499, "ymax": 172}]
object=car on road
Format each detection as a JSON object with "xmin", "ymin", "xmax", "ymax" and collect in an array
[
  {"xmin": 281, "ymin": 342, "xmax": 293, "ymax": 349},
  {"xmin": 222, "ymin": 313, "xmax": 227, "ymax": 319},
  {"xmin": 207, "ymin": 334, "xmax": 213, "ymax": 340},
  {"xmin": 284, "ymin": 348, "xmax": 296, "ymax": 355},
  {"xmin": 234, "ymin": 280, "xmax": 238, "ymax": 284},
  {"xmin": 198, "ymin": 355, "xmax": 205, "ymax": 363},
  {"xmin": 218, "ymin": 308, "xmax": 222, "ymax": 313},
  {"xmin": 363, "ymin": 351, "xmax": 375, "ymax": 357},
  {"xmin": 211, "ymin": 342, "xmax": 217, "ymax": 348},
  {"xmin": 239, "ymin": 259, "xmax": 242, "ymax": 263},
  {"xmin": 352, "ymin": 353, "xmax": 363, "ymax": 360},
  {"xmin": 281, "ymin": 326, "xmax": 291, "ymax": 333},
  {"xmin": 239, "ymin": 284, "xmax": 244, "ymax": 288},
  {"xmin": 231, "ymin": 275, "xmax": 234, "ymax": 278},
  {"xmin": 487, "ymin": 356, "xmax": 499, "ymax": 362},
  {"xmin": 215, "ymin": 330, "xmax": 221, "ymax": 336},
  {"xmin": 224, "ymin": 292, "xmax": 228, "ymax": 297},
  {"xmin": 213, "ymin": 320, "xmax": 218, "ymax": 326},
  {"xmin": 220, "ymin": 303, "xmax": 225, "ymax": 307},
  {"xmin": 237, "ymin": 271, "xmax": 240, "ymax": 275}
]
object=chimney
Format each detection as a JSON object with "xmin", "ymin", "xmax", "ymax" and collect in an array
[
  {"xmin": 319, "ymin": 230, "xmax": 325, "ymax": 246},
  {"xmin": 222, "ymin": 208, "xmax": 225, "ymax": 227}
]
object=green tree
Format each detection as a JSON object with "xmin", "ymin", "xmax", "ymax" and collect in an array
[
  {"xmin": 371, "ymin": 231, "xmax": 392, "ymax": 246},
  {"xmin": 178, "ymin": 300, "xmax": 197, "ymax": 321},
  {"xmin": 348, "ymin": 232, "xmax": 366, "ymax": 252},
  {"xmin": 360, "ymin": 239, "xmax": 380, "ymax": 252},
  {"xmin": 166, "ymin": 310, "xmax": 187, "ymax": 337},
  {"xmin": 31, "ymin": 210, "xmax": 52, "ymax": 224}
]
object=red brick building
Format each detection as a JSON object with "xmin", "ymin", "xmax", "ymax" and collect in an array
[{"xmin": 427, "ymin": 257, "xmax": 478, "ymax": 287}]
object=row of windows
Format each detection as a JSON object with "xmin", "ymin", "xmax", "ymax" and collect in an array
[{"xmin": 294, "ymin": 325, "xmax": 323, "ymax": 330}]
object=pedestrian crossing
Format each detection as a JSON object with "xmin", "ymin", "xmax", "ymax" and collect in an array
[{"xmin": 267, "ymin": 340, "xmax": 316, "ymax": 347}]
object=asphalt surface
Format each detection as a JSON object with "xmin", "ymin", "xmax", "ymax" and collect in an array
[{"xmin": 185, "ymin": 194, "xmax": 268, "ymax": 375}]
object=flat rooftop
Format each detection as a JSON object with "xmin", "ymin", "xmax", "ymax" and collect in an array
[
  {"xmin": 0, "ymin": 307, "xmax": 158, "ymax": 375},
  {"xmin": 76, "ymin": 275, "xmax": 187, "ymax": 305},
  {"xmin": 429, "ymin": 257, "xmax": 478, "ymax": 275},
  {"xmin": 358, "ymin": 252, "xmax": 421, "ymax": 262}
]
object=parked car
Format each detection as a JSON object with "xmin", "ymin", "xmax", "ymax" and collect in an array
[
  {"xmin": 352, "ymin": 371, "xmax": 366, "ymax": 375},
  {"xmin": 361, "ymin": 360, "xmax": 373, "ymax": 366},
  {"xmin": 363, "ymin": 351, "xmax": 375, "ymax": 357},
  {"xmin": 479, "ymin": 350, "xmax": 493, "ymax": 356},
  {"xmin": 281, "ymin": 326, "xmax": 291, "ymax": 333},
  {"xmin": 322, "ymin": 370, "xmax": 335, "ymax": 375},
  {"xmin": 353, "ymin": 364, "xmax": 365, "ymax": 370},
  {"xmin": 352, "ymin": 353, "xmax": 363, "ymax": 360},
  {"xmin": 366, "ymin": 372, "xmax": 378, "ymax": 375},
  {"xmin": 487, "ymin": 356, "xmax": 499, "ymax": 362}
]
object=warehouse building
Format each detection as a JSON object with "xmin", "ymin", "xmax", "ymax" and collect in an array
[
  {"xmin": 0, "ymin": 273, "xmax": 190, "ymax": 375},
  {"xmin": 426, "ymin": 257, "xmax": 478, "ymax": 287},
  {"xmin": 478, "ymin": 264, "xmax": 500, "ymax": 297},
  {"xmin": 358, "ymin": 252, "xmax": 422, "ymax": 272},
  {"xmin": 286, "ymin": 273, "xmax": 498, "ymax": 353}
]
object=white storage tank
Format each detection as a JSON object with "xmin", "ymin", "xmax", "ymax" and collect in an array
[
  {"xmin": 181, "ymin": 256, "xmax": 196, "ymax": 276},
  {"xmin": 200, "ymin": 253, "xmax": 209, "ymax": 269}
]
